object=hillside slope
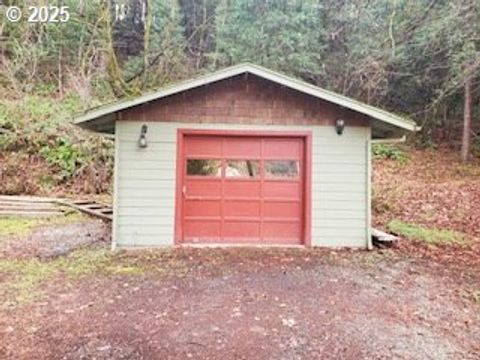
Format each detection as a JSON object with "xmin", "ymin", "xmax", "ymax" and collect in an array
[
  {"xmin": 0, "ymin": 96, "xmax": 113, "ymax": 196},
  {"xmin": 374, "ymin": 147, "xmax": 480, "ymax": 238},
  {"xmin": 373, "ymin": 146, "xmax": 480, "ymax": 274}
]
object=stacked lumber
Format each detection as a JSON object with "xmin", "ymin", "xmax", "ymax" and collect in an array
[
  {"xmin": 0, "ymin": 195, "xmax": 113, "ymax": 221},
  {"xmin": 0, "ymin": 195, "xmax": 65, "ymax": 217}
]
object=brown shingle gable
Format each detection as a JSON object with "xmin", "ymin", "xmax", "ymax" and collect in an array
[{"xmin": 121, "ymin": 75, "xmax": 369, "ymax": 127}]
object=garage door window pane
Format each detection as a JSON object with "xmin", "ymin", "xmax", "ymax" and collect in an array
[
  {"xmin": 226, "ymin": 160, "xmax": 260, "ymax": 178},
  {"xmin": 265, "ymin": 160, "xmax": 299, "ymax": 179},
  {"xmin": 187, "ymin": 159, "xmax": 222, "ymax": 176}
]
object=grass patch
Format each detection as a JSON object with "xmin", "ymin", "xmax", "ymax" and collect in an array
[
  {"xmin": 0, "ymin": 248, "xmax": 200, "ymax": 308},
  {"xmin": 387, "ymin": 219, "xmax": 466, "ymax": 246},
  {"xmin": 0, "ymin": 211, "xmax": 86, "ymax": 238},
  {"xmin": 0, "ymin": 258, "xmax": 61, "ymax": 305},
  {"xmin": 0, "ymin": 248, "xmax": 146, "ymax": 308},
  {"xmin": 0, "ymin": 248, "xmax": 252, "ymax": 308},
  {"xmin": 0, "ymin": 217, "xmax": 41, "ymax": 237}
]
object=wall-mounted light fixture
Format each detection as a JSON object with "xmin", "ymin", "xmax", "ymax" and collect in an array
[
  {"xmin": 138, "ymin": 124, "xmax": 148, "ymax": 148},
  {"xmin": 335, "ymin": 119, "xmax": 345, "ymax": 135}
]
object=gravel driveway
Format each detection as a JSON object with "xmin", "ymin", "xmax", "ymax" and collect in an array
[{"xmin": 0, "ymin": 220, "xmax": 479, "ymax": 359}]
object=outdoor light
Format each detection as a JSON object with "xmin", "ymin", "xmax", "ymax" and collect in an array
[
  {"xmin": 335, "ymin": 119, "xmax": 345, "ymax": 135},
  {"xmin": 138, "ymin": 124, "xmax": 148, "ymax": 148}
]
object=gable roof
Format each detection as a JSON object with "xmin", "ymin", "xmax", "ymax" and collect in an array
[{"xmin": 74, "ymin": 63, "xmax": 419, "ymax": 133}]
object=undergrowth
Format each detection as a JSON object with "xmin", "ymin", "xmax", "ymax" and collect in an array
[
  {"xmin": 372, "ymin": 144, "xmax": 409, "ymax": 164},
  {"xmin": 0, "ymin": 94, "xmax": 114, "ymax": 194}
]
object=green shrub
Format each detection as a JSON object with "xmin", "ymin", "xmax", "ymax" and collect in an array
[
  {"xmin": 0, "ymin": 132, "xmax": 16, "ymax": 151},
  {"xmin": 0, "ymin": 103, "xmax": 16, "ymax": 150},
  {"xmin": 32, "ymin": 82, "xmax": 57, "ymax": 97},
  {"xmin": 38, "ymin": 174, "xmax": 55, "ymax": 190},
  {"xmin": 62, "ymin": 92, "xmax": 82, "ymax": 114},
  {"xmin": 24, "ymin": 96, "xmax": 56, "ymax": 122},
  {"xmin": 0, "ymin": 103, "xmax": 11, "ymax": 126},
  {"xmin": 39, "ymin": 138, "xmax": 87, "ymax": 179},
  {"xmin": 1, "ymin": 95, "xmax": 114, "ymax": 191},
  {"xmin": 373, "ymin": 144, "xmax": 409, "ymax": 163}
]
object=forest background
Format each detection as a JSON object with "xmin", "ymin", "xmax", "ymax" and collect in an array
[{"xmin": 0, "ymin": 0, "xmax": 478, "ymax": 194}]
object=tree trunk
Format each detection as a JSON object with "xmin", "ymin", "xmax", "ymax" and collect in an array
[{"xmin": 461, "ymin": 76, "xmax": 472, "ymax": 162}]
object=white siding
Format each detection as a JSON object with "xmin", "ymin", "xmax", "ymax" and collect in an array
[{"xmin": 115, "ymin": 121, "xmax": 370, "ymax": 248}]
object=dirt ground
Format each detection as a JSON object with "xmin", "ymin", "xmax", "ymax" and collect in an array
[
  {"xmin": 1, "ymin": 219, "xmax": 479, "ymax": 360},
  {"xmin": 0, "ymin": 218, "xmax": 110, "ymax": 259}
]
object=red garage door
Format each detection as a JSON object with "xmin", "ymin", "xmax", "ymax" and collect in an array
[{"xmin": 177, "ymin": 132, "xmax": 308, "ymax": 245}]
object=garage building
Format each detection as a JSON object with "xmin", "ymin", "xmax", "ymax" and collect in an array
[{"xmin": 75, "ymin": 64, "xmax": 418, "ymax": 248}]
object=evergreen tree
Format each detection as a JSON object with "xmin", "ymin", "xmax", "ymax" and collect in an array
[{"xmin": 211, "ymin": 0, "xmax": 327, "ymax": 80}]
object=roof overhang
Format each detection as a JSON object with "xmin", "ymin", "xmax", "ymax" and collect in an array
[{"xmin": 74, "ymin": 63, "xmax": 420, "ymax": 135}]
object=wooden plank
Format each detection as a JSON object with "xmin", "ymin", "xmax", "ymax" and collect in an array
[
  {"xmin": 0, "ymin": 195, "xmax": 113, "ymax": 221},
  {"xmin": 0, "ymin": 202, "xmax": 57, "ymax": 209},
  {"xmin": 0, "ymin": 195, "xmax": 63, "ymax": 203},
  {"xmin": 0, "ymin": 200, "xmax": 52, "ymax": 205},
  {"xmin": 0, "ymin": 199, "xmax": 55, "ymax": 205},
  {"xmin": 0, "ymin": 195, "xmax": 64, "ymax": 217},
  {"xmin": 84, "ymin": 205, "xmax": 104, "ymax": 209},
  {"xmin": 372, "ymin": 228, "xmax": 399, "ymax": 242},
  {"xmin": 72, "ymin": 200, "xmax": 95, "ymax": 205},
  {"xmin": 77, "ymin": 200, "xmax": 99, "ymax": 205},
  {"xmin": 58, "ymin": 200, "xmax": 112, "ymax": 221},
  {"xmin": 0, "ymin": 205, "xmax": 58, "ymax": 212},
  {"xmin": 0, "ymin": 210, "xmax": 64, "ymax": 217}
]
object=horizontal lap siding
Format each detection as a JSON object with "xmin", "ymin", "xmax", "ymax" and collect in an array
[
  {"xmin": 312, "ymin": 127, "xmax": 368, "ymax": 247},
  {"xmin": 115, "ymin": 121, "xmax": 369, "ymax": 247},
  {"xmin": 116, "ymin": 124, "xmax": 176, "ymax": 246}
]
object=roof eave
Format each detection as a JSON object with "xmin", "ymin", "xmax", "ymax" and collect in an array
[
  {"xmin": 73, "ymin": 63, "xmax": 419, "ymax": 133},
  {"xmin": 244, "ymin": 65, "xmax": 418, "ymax": 132},
  {"xmin": 73, "ymin": 64, "xmax": 253, "ymax": 126}
]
